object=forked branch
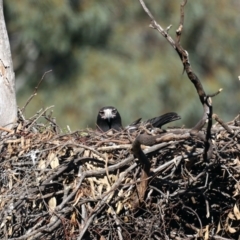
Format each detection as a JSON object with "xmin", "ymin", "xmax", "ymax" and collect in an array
[{"xmin": 139, "ymin": 0, "xmax": 219, "ymax": 160}]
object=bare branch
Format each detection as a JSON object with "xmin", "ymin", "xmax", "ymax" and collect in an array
[
  {"xmin": 21, "ymin": 70, "xmax": 52, "ymax": 112},
  {"xmin": 139, "ymin": 0, "xmax": 216, "ymax": 160}
]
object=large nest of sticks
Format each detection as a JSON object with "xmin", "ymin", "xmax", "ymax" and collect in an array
[
  {"xmin": 0, "ymin": 111, "xmax": 240, "ymax": 240},
  {"xmin": 1, "ymin": 1, "xmax": 240, "ymax": 240}
]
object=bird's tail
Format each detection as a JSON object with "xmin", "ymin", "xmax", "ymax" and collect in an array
[{"xmin": 146, "ymin": 112, "xmax": 181, "ymax": 128}]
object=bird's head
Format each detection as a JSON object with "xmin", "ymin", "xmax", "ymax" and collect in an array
[
  {"xmin": 99, "ymin": 107, "xmax": 118, "ymax": 122},
  {"xmin": 96, "ymin": 106, "xmax": 122, "ymax": 132}
]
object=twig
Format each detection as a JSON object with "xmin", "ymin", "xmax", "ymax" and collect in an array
[
  {"xmin": 182, "ymin": 203, "xmax": 203, "ymax": 236},
  {"xmin": 26, "ymin": 105, "xmax": 55, "ymax": 130},
  {"xmin": 21, "ymin": 70, "xmax": 52, "ymax": 112},
  {"xmin": 213, "ymin": 113, "xmax": 234, "ymax": 134},
  {"xmin": 0, "ymin": 126, "xmax": 13, "ymax": 133}
]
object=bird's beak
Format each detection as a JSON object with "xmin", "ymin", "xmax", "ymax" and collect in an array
[{"xmin": 104, "ymin": 109, "xmax": 113, "ymax": 122}]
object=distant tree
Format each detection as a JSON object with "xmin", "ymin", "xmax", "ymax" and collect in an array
[{"xmin": 0, "ymin": 0, "xmax": 17, "ymax": 129}]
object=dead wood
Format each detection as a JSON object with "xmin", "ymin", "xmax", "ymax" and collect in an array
[
  {"xmin": 0, "ymin": 109, "xmax": 239, "ymax": 239},
  {"xmin": 0, "ymin": 1, "xmax": 239, "ymax": 239}
]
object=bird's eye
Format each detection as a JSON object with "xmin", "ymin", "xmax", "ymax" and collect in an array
[
  {"xmin": 112, "ymin": 109, "xmax": 117, "ymax": 113},
  {"xmin": 99, "ymin": 110, "xmax": 104, "ymax": 116}
]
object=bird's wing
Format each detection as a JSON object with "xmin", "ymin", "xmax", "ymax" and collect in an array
[
  {"xmin": 128, "ymin": 118, "xmax": 142, "ymax": 126},
  {"xmin": 125, "ymin": 118, "xmax": 142, "ymax": 130},
  {"xmin": 146, "ymin": 112, "xmax": 181, "ymax": 128}
]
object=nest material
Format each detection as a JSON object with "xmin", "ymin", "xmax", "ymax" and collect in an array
[{"xmin": 0, "ymin": 113, "xmax": 240, "ymax": 240}]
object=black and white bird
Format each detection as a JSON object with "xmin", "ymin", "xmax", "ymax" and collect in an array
[
  {"xmin": 96, "ymin": 106, "xmax": 180, "ymax": 132},
  {"xmin": 96, "ymin": 106, "xmax": 123, "ymax": 132}
]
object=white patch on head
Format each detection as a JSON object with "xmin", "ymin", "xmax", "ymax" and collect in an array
[{"xmin": 101, "ymin": 108, "xmax": 116, "ymax": 120}]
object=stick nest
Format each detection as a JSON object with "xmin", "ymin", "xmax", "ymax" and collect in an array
[{"xmin": 1, "ymin": 113, "xmax": 240, "ymax": 240}]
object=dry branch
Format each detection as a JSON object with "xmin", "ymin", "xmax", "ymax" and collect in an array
[
  {"xmin": 0, "ymin": 109, "xmax": 239, "ymax": 239},
  {"xmin": 139, "ymin": 0, "xmax": 221, "ymax": 162}
]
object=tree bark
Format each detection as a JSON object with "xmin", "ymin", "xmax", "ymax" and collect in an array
[{"xmin": 0, "ymin": 0, "xmax": 17, "ymax": 129}]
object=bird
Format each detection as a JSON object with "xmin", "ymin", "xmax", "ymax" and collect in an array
[
  {"xmin": 126, "ymin": 112, "xmax": 181, "ymax": 132},
  {"xmin": 96, "ymin": 106, "xmax": 181, "ymax": 132},
  {"xmin": 96, "ymin": 106, "xmax": 123, "ymax": 132}
]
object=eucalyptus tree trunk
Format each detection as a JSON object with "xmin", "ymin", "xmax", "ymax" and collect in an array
[{"xmin": 0, "ymin": 0, "xmax": 17, "ymax": 129}]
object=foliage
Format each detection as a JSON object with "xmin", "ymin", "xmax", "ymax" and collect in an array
[{"xmin": 4, "ymin": 0, "xmax": 240, "ymax": 130}]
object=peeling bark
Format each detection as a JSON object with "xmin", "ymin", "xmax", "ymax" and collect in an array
[{"xmin": 0, "ymin": 0, "xmax": 17, "ymax": 129}]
